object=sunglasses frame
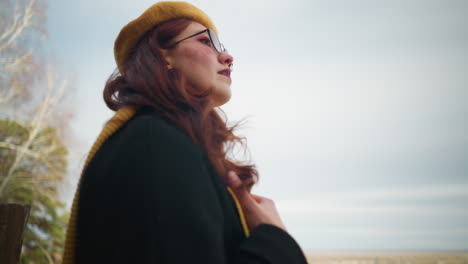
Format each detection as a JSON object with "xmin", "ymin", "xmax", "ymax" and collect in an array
[{"xmin": 168, "ymin": 28, "xmax": 227, "ymax": 54}]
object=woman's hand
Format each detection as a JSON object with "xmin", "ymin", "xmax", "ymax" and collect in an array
[{"xmin": 226, "ymin": 171, "xmax": 287, "ymax": 232}]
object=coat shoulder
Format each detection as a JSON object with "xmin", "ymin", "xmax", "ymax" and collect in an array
[
  {"xmin": 104, "ymin": 110, "xmax": 203, "ymax": 161},
  {"xmin": 122, "ymin": 111, "xmax": 198, "ymax": 150}
]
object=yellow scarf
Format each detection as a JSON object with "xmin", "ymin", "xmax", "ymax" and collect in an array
[{"xmin": 62, "ymin": 106, "xmax": 250, "ymax": 264}]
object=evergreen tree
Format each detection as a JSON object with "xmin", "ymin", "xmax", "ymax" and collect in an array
[{"xmin": 0, "ymin": 119, "xmax": 69, "ymax": 263}]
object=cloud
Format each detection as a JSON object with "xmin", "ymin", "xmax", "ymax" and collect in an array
[{"xmin": 276, "ymin": 183, "xmax": 468, "ymax": 215}]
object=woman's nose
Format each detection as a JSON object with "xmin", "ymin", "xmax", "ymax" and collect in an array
[{"xmin": 219, "ymin": 52, "xmax": 233, "ymax": 68}]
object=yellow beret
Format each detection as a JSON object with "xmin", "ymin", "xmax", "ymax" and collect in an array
[{"xmin": 114, "ymin": 1, "xmax": 218, "ymax": 73}]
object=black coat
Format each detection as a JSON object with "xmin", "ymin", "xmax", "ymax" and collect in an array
[{"xmin": 76, "ymin": 108, "xmax": 307, "ymax": 263}]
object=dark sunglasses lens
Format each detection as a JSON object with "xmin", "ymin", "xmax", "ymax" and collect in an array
[{"xmin": 208, "ymin": 29, "xmax": 222, "ymax": 53}]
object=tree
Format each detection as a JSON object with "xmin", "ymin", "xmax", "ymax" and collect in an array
[
  {"xmin": 0, "ymin": 0, "xmax": 46, "ymax": 112},
  {"xmin": 0, "ymin": 0, "xmax": 73, "ymax": 263},
  {"xmin": 0, "ymin": 117, "xmax": 69, "ymax": 264}
]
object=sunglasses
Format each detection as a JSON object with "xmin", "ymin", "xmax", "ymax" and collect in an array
[{"xmin": 169, "ymin": 28, "xmax": 228, "ymax": 54}]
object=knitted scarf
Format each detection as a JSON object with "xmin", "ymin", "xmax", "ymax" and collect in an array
[{"xmin": 62, "ymin": 106, "xmax": 250, "ymax": 264}]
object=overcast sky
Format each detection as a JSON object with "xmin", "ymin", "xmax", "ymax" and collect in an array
[{"xmin": 46, "ymin": 0, "xmax": 468, "ymax": 251}]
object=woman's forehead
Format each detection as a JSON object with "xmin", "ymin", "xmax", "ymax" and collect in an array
[{"xmin": 184, "ymin": 21, "xmax": 208, "ymax": 35}]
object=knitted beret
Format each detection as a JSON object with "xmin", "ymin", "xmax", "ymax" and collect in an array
[{"xmin": 114, "ymin": 1, "xmax": 218, "ymax": 73}]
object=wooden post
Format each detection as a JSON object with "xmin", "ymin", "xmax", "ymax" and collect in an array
[{"xmin": 0, "ymin": 203, "xmax": 31, "ymax": 264}]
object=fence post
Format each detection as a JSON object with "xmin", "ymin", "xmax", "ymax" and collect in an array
[{"xmin": 0, "ymin": 203, "xmax": 31, "ymax": 264}]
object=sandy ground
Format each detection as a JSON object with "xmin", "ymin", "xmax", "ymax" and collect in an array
[{"xmin": 304, "ymin": 252, "xmax": 468, "ymax": 264}]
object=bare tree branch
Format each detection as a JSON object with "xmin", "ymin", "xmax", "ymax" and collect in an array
[
  {"xmin": 0, "ymin": 141, "xmax": 40, "ymax": 159},
  {"xmin": 0, "ymin": 4, "xmax": 21, "ymax": 43},
  {"xmin": 0, "ymin": 0, "xmax": 36, "ymax": 52},
  {"xmin": 0, "ymin": 67, "xmax": 68, "ymax": 197},
  {"xmin": 0, "ymin": 53, "xmax": 32, "ymax": 72}
]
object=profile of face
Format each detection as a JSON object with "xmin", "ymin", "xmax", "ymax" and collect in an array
[{"xmin": 162, "ymin": 22, "xmax": 234, "ymax": 106}]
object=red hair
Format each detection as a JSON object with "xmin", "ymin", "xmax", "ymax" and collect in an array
[{"xmin": 103, "ymin": 18, "xmax": 258, "ymax": 187}]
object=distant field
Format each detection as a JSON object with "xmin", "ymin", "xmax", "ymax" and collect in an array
[{"xmin": 304, "ymin": 252, "xmax": 468, "ymax": 264}]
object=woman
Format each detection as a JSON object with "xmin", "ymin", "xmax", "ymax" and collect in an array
[{"xmin": 63, "ymin": 1, "xmax": 307, "ymax": 263}]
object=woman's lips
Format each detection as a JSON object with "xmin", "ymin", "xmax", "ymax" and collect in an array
[{"xmin": 218, "ymin": 69, "xmax": 231, "ymax": 78}]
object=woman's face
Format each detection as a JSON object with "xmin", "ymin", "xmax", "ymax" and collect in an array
[{"xmin": 162, "ymin": 22, "xmax": 234, "ymax": 106}]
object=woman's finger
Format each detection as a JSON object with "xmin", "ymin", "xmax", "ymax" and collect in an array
[
  {"xmin": 249, "ymin": 194, "xmax": 266, "ymax": 203},
  {"xmin": 226, "ymin": 171, "xmax": 259, "ymax": 209},
  {"xmin": 226, "ymin": 171, "xmax": 242, "ymax": 188}
]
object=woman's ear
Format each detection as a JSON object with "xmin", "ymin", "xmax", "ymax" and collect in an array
[{"xmin": 160, "ymin": 49, "xmax": 174, "ymax": 69}]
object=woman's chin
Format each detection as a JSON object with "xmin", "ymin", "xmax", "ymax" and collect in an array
[{"xmin": 212, "ymin": 89, "xmax": 232, "ymax": 107}]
